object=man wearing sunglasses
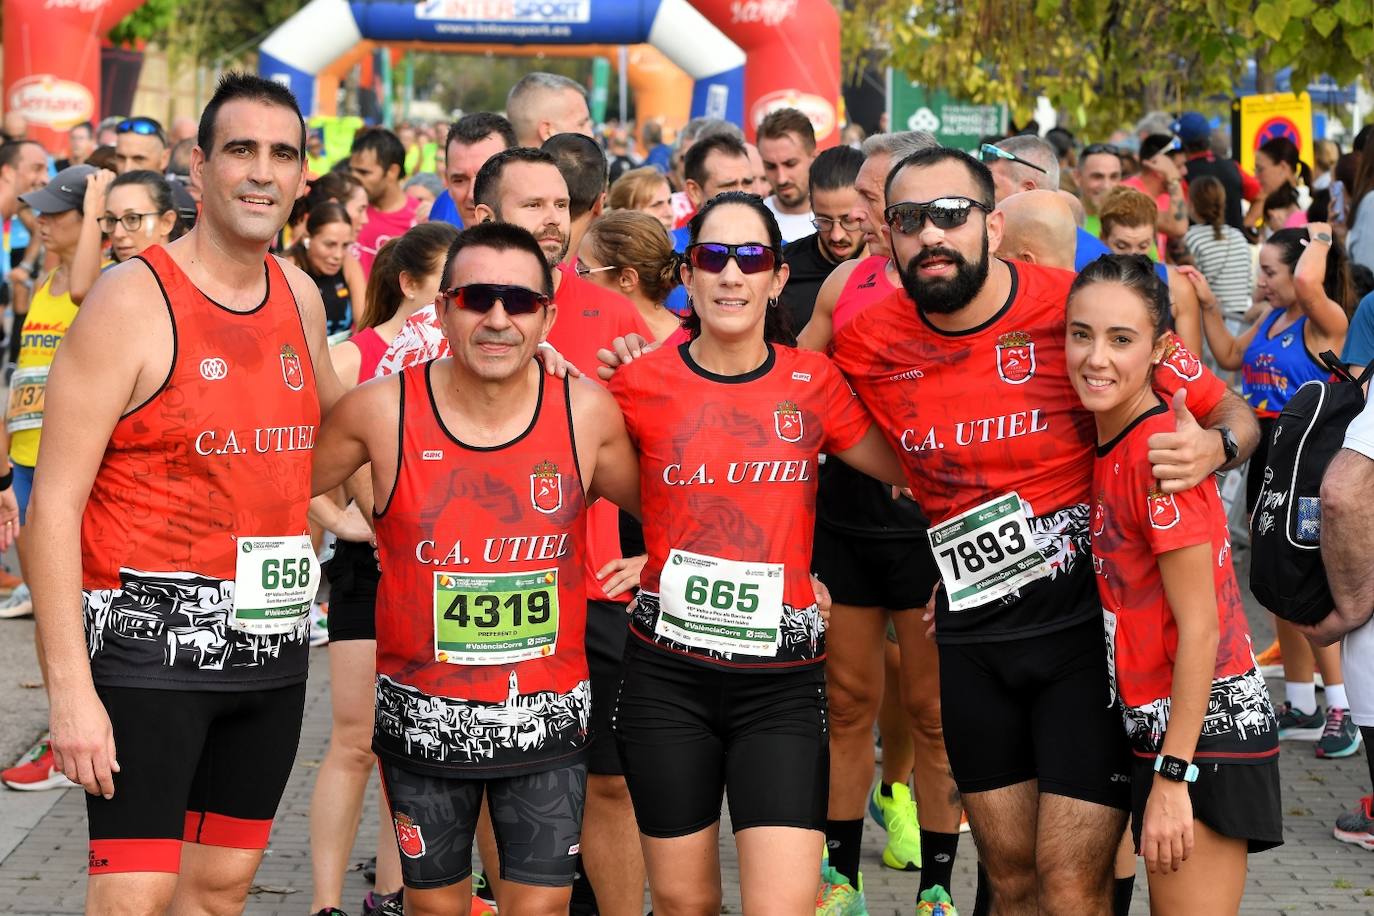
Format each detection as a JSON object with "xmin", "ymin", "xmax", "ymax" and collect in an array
[
  {"xmin": 779, "ymin": 145, "xmax": 866, "ymax": 334},
  {"xmin": 312, "ymin": 220, "xmax": 640, "ymax": 916},
  {"xmin": 831, "ymin": 146, "xmax": 1260, "ymax": 915},
  {"xmin": 113, "ymin": 117, "xmax": 170, "ymax": 176},
  {"xmin": 1121, "ymin": 133, "xmax": 1190, "ymax": 256},
  {"xmin": 982, "ymin": 135, "xmax": 1111, "ymax": 272}
]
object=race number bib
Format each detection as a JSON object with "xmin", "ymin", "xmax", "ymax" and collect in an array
[
  {"xmin": 657, "ymin": 549, "xmax": 785, "ymax": 656},
  {"xmin": 928, "ymin": 492, "xmax": 1050, "ymax": 612},
  {"xmin": 231, "ymin": 535, "xmax": 319, "ymax": 634},
  {"xmin": 6, "ymin": 365, "xmax": 48, "ymax": 433},
  {"xmin": 433, "ymin": 569, "xmax": 560, "ymax": 665}
]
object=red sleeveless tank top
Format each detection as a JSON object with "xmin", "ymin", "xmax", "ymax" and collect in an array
[
  {"xmin": 372, "ymin": 362, "xmax": 590, "ymax": 777},
  {"xmin": 350, "ymin": 326, "xmax": 388, "ymax": 384},
  {"xmin": 81, "ymin": 246, "xmax": 319, "ymax": 690},
  {"xmin": 831, "ymin": 255, "xmax": 896, "ymax": 334}
]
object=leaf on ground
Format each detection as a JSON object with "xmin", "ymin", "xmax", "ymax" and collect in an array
[{"xmin": 247, "ymin": 885, "xmax": 298, "ymax": 895}]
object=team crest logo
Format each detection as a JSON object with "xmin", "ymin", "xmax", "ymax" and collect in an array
[
  {"xmin": 1160, "ymin": 340, "xmax": 1202, "ymax": 381},
  {"xmin": 393, "ymin": 813, "xmax": 426, "ymax": 858},
  {"xmin": 530, "ymin": 460, "xmax": 562, "ymax": 514},
  {"xmin": 280, "ymin": 344, "xmax": 305, "ymax": 391},
  {"xmin": 995, "ymin": 331, "xmax": 1035, "ymax": 384},
  {"xmin": 1147, "ymin": 486, "xmax": 1180, "ymax": 530},
  {"xmin": 775, "ymin": 400, "xmax": 804, "ymax": 442},
  {"xmin": 1091, "ymin": 495, "xmax": 1106, "ymax": 537}
]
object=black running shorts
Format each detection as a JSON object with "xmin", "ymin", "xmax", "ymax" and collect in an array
[
  {"xmin": 1130, "ymin": 757, "xmax": 1283, "ymax": 853},
  {"xmin": 584, "ymin": 599, "xmax": 630, "ymax": 776},
  {"xmin": 86, "ymin": 683, "xmax": 306, "ymax": 875},
  {"xmin": 323, "ymin": 538, "xmax": 380, "ymax": 642},
  {"xmin": 378, "ymin": 758, "xmax": 587, "ymax": 889},
  {"xmin": 937, "ymin": 616, "xmax": 1132, "ymax": 810},
  {"xmin": 811, "ymin": 523, "xmax": 939, "ymax": 611},
  {"xmin": 613, "ymin": 637, "xmax": 829, "ymax": 838}
]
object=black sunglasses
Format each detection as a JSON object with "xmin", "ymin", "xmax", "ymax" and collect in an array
[
  {"xmin": 439, "ymin": 283, "xmax": 550, "ymax": 315},
  {"xmin": 117, "ymin": 117, "xmax": 166, "ymax": 143},
  {"xmin": 1082, "ymin": 143, "xmax": 1122, "ymax": 159},
  {"xmin": 979, "ymin": 143, "xmax": 1048, "ymax": 175},
  {"xmin": 883, "ymin": 197, "xmax": 991, "ymax": 235},
  {"xmin": 685, "ymin": 242, "xmax": 778, "ymax": 275}
]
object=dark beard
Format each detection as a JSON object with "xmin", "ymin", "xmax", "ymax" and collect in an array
[{"xmin": 898, "ymin": 235, "xmax": 990, "ymax": 315}]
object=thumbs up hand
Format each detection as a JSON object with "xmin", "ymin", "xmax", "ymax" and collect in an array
[{"xmin": 1146, "ymin": 389, "xmax": 1223, "ymax": 494}]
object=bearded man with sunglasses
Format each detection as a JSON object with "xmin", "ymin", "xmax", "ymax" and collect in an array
[
  {"xmin": 312, "ymin": 220, "xmax": 641, "ymax": 916},
  {"xmin": 831, "ymin": 146, "xmax": 1258, "ymax": 915}
]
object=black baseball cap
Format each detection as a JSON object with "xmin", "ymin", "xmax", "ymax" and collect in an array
[{"xmin": 20, "ymin": 165, "xmax": 97, "ymax": 214}]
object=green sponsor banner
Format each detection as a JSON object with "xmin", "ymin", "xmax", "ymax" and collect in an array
[{"xmin": 886, "ymin": 72, "xmax": 1008, "ymax": 152}]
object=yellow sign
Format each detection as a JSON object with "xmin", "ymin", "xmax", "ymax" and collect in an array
[{"xmin": 1234, "ymin": 92, "xmax": 1313, "ymax": 177}]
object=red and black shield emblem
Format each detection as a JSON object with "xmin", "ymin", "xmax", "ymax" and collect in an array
[
  {"xmin": 393, "ymin": 813, "xmax": 426, "ymax": 859},
  {"xmin": 995, "ymin": 331, "xmax": 1035, "ymax": 384},
  {"xmin": 774, "ymin": 401, "xmax": 803, "ymax": 442},
  {"xmin": 280, "ymin": 344, "xmax": 305, "ymax": 391},
  {"xmin": 1091, "ymin": 497, "xmax": 1106, "ymax": 537},
  {"xmin": 1161, "ymin": 339, "xmax": 1202, "ymax": 381},
  {"xmin": 531, "ymin": 460, "xmax": 562, "ymax": 514},
  {"xmin": 1147, "ymin": 488, "xmax": 1180, "ymax": 530}
]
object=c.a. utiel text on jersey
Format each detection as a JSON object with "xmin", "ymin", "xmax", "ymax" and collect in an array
[
  {"xmin": 609, "ymin": 342, "xmax": 872, "ymax": 669},
  {"xmin": 831, "ymin": 262, "xmax": 1226, "ymax": 529},
  {"xmin": 80, "ymin": 247, "xmax": 319, "ymax": 690},
  {"xmin": 372, "ymin": 364, "xmax": 591, "ymax": 777}
]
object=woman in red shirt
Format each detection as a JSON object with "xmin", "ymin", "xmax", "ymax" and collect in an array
[{"xmin": 1066, "ymin": 254, "xmax": 1282, "ymax": 914}]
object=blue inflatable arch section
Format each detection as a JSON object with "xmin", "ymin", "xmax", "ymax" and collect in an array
[{"xmin": 260, "ymin": 0, "xmax": 746, "ymax": 123}]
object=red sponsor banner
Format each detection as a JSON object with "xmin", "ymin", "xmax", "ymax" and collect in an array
[
  {"xmin": 691, "ymin": 0, "xmax": 840, "ymax": 148},
  {"xmin": 3, "ymin": 0, "xmax": 144, "ymax": 154}
]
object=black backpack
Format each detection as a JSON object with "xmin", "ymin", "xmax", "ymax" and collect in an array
[{"xmin": 1250, "ymin": 351, "xmax": 1374, "ymax": 624}]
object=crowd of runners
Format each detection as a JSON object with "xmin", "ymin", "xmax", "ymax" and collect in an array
[{"xmin": 0, "ymin": 66, "xmax": 1372, "ymax": 916}]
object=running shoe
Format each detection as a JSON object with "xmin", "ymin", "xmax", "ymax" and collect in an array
[
  {"xmin": 959, "ymin": 812, "xmax": 971, "ymax": 834},
  {"xmin": 1277, "ymin": 702, "xmax": 1325, "ymax": 741},
  {"xmin": 310, "ymin": 602, "xmax": 330, "ymax": 647},
  {"xmin": 473, "ymin": 870, "xmax": 496, "ymax": 905},
  {"xmin": 362, "ymin": 890, "xmax": 403, "ymax": 916},
  {"xmin": 1255, "ymin": 638, "xmax": 1283, "ymax": 678},
  {"xmin": 815, "ymin": 862, "xmax": 866, "ymax": 916},
  {"xmin": 312, "ymin": 910, "xmax": 348, "ymax": 916},
  {"xmin": 1333, "ymin": 796, "xmax": 1374, "ymax": 850},
  {"xmin": 1315, "ymin": 707, "xmax": 1363, "ymax": 758},
  {"xmin": 2, "ymin": 739, "xmax": 77, "ymax": 791},
  {"xmin": 470, "ymin": 896, "xmax": 497, "ymax": 916},
  {"xmin": 0, "ymin": 567, "xmax": 23, "ymax": 596},
  {"xmin": 916, "ymin": 885, "xmax": 958, "ymax": 916},
  {"xmin": 0, "ymin": 582, "xmax": 32, "ymax": 619},
  {"xmin": 867, "ymin": 781, "xmax": 921, "ymax": 870}
]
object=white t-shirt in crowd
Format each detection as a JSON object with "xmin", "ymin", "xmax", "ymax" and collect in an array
[
  {"xmin": 1339, "ymin": 397, "xmax": 1374, "ymax": 727},
  {"xmin": 765, "ymin": 196, "xmax": 815, "ymax": 244}
]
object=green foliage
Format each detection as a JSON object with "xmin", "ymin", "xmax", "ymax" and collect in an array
[
  {"xmin": 107, "ymin": 0, "xmax": 310, "ymax": 65},
  {"xmin": 846, "ymin": 0, "xmax": 1373, "ymax": 135}
]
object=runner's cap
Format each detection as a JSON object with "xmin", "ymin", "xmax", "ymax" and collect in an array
[
  {"xmin": 1173, "ymin": 112, "xmax": 1210, "ymax": 144},
  {"xmin": 20, "ymin": 164, "xmax": 97, "ymax": 214}
]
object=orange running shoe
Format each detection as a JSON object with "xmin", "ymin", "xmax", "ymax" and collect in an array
[{"xmin": 1255, "ymin": 639, "xmax": 1282, "ymax": 677}]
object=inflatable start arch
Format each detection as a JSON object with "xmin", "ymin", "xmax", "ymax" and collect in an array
[{"xmin": 260, "ymin": 0, "xmax": 839, "ymax": 143}]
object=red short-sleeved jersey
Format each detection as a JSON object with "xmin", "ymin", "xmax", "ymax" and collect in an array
[
  {"xmin": 1093, "ymin": 403, "xmax": 1278, "ymax": 762},
  {"xmin": 609, "ymin": 342, "xmax": 872, "ymax": 669},
  {"xmin": 830, "ymin": 260, "xmax": 1227, "ymax": 642}
]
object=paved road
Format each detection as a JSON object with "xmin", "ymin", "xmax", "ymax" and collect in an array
[{"xmin": 0, "ymin": 542, "xmax": 1371, "ymax": 913}]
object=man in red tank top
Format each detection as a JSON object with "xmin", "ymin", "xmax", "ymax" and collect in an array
[
  {"xmin": 376, "ymin": 145, "xmax": 653, "ymax": 913},
  {"xmin": 312, "ymin": 222, "xmax": 639, "ymax": 915},
  {"xmin": 27, "ymin": 73, "xmax": 346, "ymax": 915}
]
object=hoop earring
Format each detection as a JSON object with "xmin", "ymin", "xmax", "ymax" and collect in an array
[{"xmin": 767, "ymin": 297, "xmax": 779, "ymax": 309}]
